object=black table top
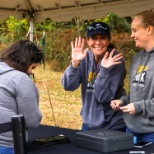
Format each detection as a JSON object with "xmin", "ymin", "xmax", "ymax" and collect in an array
[{"xmin": 26, "ymin": 125, "xmax": 154, "ymax": 154}]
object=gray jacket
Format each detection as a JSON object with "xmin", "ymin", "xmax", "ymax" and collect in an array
[
  {"xmin": 0, "ymin": 62, "xmax": 42, "ymax": 148},
  {"xmin": 121, "ymin": 49, "xmax": 154, "ymax": 133}
]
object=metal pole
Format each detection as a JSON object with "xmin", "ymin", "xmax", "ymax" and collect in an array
[
  {"xmin": 30, "ymin": 18, "xmax": 34, "ymax": 42},
  {"xmin": 11, "ymin": 115, "xmax": 27, "ymax": 154},
  {"xmin": 41, "ymin": 31, "xmax": 46, "ymax": 69}
]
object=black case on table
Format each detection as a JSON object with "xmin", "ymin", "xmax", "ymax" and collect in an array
[{"xmin": 76, "ymin": 128, "xmax": 134, "ymax": 153}]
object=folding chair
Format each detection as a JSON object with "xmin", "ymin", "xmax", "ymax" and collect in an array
[{"xmin": 0, "ymin": 115, "xmax": 27, "ymax": 154}]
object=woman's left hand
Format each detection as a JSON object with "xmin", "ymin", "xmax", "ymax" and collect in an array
[
  {"xmin": 120, "ymin": 103, "xmax": 136, "ymax": 115},
  {"xmin": 101, "ymin": 48, "xmax": 123, "ymax": 68}
]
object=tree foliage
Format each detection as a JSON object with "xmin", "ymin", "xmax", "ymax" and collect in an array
[
  {"xmin": 0, "ymin": 12, "xmax": 136, "ymax": 72},
  {"xmin": 102, "ymin": 12, "xmax": 131, "ymax": 33}
]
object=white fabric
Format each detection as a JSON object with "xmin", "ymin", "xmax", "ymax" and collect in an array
[{"xmin": 0, "ymin": 0, "xmax": 153, "ymax": 21}]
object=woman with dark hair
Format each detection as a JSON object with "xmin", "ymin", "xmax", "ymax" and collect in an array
[{"xmin": 0, "ymin": 40, "xmax": 43, "ymax": 153}]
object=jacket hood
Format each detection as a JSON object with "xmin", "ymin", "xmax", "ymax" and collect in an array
[{"xmin": 0, "ymin": 62, "xmax": 14, "ymax": 75}]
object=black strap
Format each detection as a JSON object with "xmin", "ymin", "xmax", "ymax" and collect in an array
[{"xmin": 0, "ymin": 122, "xmax": 12, "ymax": 133}]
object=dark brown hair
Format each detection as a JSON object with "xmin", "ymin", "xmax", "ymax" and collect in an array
[{"xmin": 0, "ymin": 40, "xmax": 43, "ymax": 74}]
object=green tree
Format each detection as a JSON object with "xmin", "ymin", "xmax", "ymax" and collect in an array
[
  {"xmin": 6, "ymin": 16, "xmax": 29, "ymax": 39},
  {"xmin": 102, "ymin": 12, "xmax": 131, "ymax": 33}
]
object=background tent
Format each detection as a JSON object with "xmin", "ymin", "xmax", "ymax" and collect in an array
[
  {"xmin": 0, "ymin": 0, "xmax": 153, "ymax": 21},
  {"xmin": 0, "ymin": 0, "xmax": 153, "ymax": 41}
]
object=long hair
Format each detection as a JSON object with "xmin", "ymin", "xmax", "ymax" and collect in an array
[{"xmin": 0, "ymin": 40, "xmax": 43, "ymax": 73}]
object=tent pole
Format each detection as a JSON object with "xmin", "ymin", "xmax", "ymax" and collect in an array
[{"xmin": 30, "ymin": 18, "xmax": 33, "ymax": 42}]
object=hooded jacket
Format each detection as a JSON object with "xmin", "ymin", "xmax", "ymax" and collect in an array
[
  {"xmin": 62, "ymin": 48, "xmax": 126, "ymax": 130},
  {"xmin": 121, "ymin": 48, "xmax": 154, "ymax": 133},
  {"xmin": 0, "ymin": 62, "xmax": 42, "ymax": 148}
]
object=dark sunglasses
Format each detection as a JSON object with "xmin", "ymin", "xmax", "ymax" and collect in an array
[{"xmin": 88, "ymin": 23, "xmax": 108, "ymax": 31}]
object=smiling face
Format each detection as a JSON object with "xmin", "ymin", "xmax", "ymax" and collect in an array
[
  {"xmin": 131, "ymin": 17, "xmax": 151, "ymax": 51},
  {"xmin": 87, "ymin": 34, "xmax": 110, "ymax": 60}
]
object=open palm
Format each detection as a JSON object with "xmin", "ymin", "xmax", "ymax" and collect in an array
[
  {"xmin": 101, "ymin": 49, "xmax": 123, "ymax": 68},
  {"xmin": 71, "ymin": 36, "xmax": 88, "ymax": 61}
]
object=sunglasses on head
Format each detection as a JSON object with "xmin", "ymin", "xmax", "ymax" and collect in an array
[{"xmin": 88, "ymin": 23, "xmax": 108, "ymax": 31}]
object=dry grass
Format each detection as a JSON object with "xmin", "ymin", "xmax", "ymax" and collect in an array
[
  {"xmin": 33, "ymin": 64, "xmax": 82, "ymax": 130},
  {"xmin": 34, "ymin": 63, "xmax": 129, "ymax": 131}
]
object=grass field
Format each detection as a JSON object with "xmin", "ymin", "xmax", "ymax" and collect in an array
[{"xmin": 34, "ymin": 64, "xmax": 82, "ymax": 130}]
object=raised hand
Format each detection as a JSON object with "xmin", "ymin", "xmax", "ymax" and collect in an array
[
  {"xmin": 71, "ymin": 36, "xmax": 88, "ymax": 68},
  {"xmin": 71, "ymin": 36, "xmax": 88, "ymax": 61},
  {"xmin": 101, "ymin": 48, "xmax": 123, "ymax": 68}
]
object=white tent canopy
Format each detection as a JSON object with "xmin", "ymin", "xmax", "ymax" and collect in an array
[
  {"xmin": 0, "ymin": 0, "xmax": 153, "ymax": 41},
  {"xmin": 0, "ymin": 0, "xmax": 153, "ymax": 22}
]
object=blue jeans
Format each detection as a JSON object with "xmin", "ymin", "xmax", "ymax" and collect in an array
[
  {"xmin": 126, "ymin": 127, "xmax": 154, "ymax": 143},
  {"xmin": 0, "ymin": 146, "xmax": 14, "ymax": 154},
  {"xmin": 82, "ymin": 123, "xmax": 126, "ymax": 132},
  {"xmin": 82, "ymin": 123, "xmax": 89, "ymax": 131}
]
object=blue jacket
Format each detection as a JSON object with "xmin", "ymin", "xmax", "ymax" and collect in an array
[{"xmin": 62, "ymin": 48, "xmax": 126, "ymax": 129}]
